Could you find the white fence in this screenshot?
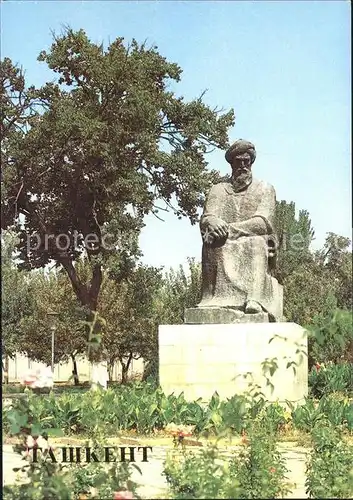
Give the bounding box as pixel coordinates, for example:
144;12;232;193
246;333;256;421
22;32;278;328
2;352;144;383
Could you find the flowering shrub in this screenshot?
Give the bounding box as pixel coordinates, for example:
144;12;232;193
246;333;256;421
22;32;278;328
3;390;140;500
163;423;291;499
70;460;139;500
229;424;291;499
305;423;353;498
21;367;54;392
3;424;73;500
165;422;195;447
163;445;241;499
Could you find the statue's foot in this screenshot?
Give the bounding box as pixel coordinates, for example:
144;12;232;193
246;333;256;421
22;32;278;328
245;300;262;314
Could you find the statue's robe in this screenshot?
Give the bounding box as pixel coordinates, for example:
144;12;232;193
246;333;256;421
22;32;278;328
199;178;283;321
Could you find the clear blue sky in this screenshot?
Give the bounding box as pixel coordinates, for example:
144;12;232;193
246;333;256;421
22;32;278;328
2;0;351;270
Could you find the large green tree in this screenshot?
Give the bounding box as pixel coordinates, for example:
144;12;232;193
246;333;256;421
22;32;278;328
1;28;234;338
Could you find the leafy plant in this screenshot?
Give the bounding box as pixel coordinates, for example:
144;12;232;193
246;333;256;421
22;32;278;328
163;445;241;499
309;362;353;398
308;309;353;365
291;398;327;432
163;422;291;499
4;382;353;438
306;423;353;498
229;423;291;498
3;387;140;500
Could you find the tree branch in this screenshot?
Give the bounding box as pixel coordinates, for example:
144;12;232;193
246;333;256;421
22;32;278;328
57;256;89;307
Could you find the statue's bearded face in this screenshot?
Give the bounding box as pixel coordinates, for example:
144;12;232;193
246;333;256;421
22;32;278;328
231;152;252;181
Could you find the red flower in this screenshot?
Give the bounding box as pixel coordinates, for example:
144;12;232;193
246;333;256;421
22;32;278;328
113;491;134;500
315;363;321;371
178;431;192;438
241;434;249;445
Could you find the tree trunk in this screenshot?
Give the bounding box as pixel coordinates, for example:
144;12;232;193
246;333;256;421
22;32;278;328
59;257;104;364
59;257;108;392
121;363;129;385
107;360;114;382
71;354;80;385
3;356;9;384
120;354;133;385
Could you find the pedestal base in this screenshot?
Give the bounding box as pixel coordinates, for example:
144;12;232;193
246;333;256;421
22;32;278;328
185;306;269;324
159;323;308;404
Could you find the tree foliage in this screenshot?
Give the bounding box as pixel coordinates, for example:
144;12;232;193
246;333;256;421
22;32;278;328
274;200;315;284
155;258;202;325
1;28;234;322
1;230;34;358
315;232;352;311
19;269;87;365
97;263;163;383
308;309;353;364
283;260;338;325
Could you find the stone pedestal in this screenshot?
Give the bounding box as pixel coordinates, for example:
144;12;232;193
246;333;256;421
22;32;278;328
159;323;308;404
185;307;269;324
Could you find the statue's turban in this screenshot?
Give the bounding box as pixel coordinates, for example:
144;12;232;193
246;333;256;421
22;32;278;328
225;139;256;164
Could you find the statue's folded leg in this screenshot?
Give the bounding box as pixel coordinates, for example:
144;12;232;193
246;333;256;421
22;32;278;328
198;235;283;321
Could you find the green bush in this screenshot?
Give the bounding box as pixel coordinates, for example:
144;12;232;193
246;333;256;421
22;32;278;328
308;309;353;365
164;445;240;499
229;423;291;499
163;423;291;498
2;384;25;394
3;383;353;438
305;423;353;498
291;394;353;433
309;362;353;397
3;389;139;500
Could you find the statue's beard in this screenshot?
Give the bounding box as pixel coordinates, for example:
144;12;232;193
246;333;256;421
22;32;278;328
231;171;253;192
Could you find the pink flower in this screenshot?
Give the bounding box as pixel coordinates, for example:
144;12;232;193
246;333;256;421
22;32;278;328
165;423;195;437
113;492;134;500
21;367;53;389
269;467;276;473
21;370;38;388
36;436;50;451
25;435;50;452
26;435;36;448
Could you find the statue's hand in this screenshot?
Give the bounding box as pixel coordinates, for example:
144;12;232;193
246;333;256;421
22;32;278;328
228;225;250;240
206;218;229;241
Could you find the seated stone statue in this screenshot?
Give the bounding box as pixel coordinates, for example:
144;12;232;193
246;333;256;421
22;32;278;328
192;139;283;323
